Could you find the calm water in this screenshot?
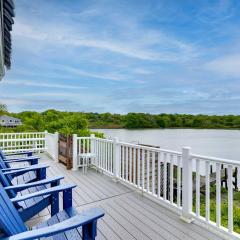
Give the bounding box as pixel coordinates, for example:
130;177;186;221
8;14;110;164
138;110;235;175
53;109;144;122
93;129;240;160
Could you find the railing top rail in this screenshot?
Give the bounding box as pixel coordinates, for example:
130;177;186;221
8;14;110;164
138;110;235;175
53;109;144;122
77;137;114;143
0;132;45;135
45;132;55;135
191;153;240;166
95;138;113;143
119;141;182;155
0;137;45;141
77;137;92;140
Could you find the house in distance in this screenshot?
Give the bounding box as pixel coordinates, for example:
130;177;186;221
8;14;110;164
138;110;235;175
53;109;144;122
0;115;22;127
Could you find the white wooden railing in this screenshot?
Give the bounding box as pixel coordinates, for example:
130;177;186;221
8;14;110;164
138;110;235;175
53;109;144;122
72;134;114;174
0;132;46;153
0;131;58;162
72;135;240;240
1;131;239;239
191;153;240;238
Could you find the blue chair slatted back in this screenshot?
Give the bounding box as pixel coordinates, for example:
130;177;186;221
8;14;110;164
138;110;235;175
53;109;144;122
0;186;27;237
0;156;14;183
0;156;9;168
0;149;5;160
0;169;16;198
0;150;11;168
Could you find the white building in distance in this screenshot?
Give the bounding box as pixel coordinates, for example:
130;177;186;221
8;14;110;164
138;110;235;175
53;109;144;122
0;115;22;127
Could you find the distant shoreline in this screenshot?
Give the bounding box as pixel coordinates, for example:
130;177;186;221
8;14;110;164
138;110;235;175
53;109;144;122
91;127;240;130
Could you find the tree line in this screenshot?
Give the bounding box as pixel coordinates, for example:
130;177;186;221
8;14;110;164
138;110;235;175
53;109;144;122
1;108;240;134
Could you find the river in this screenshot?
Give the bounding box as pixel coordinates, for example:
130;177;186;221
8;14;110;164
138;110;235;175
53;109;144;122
93;129;240;160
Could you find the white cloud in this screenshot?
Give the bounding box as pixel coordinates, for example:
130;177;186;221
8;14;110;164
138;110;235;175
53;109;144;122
53;65;126;81
205;54;240;77
13;19;196;62
2;79;86;89
0;97;27;106
23;92;80;97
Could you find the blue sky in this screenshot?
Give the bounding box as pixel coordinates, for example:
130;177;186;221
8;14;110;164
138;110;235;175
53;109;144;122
1;0;240;114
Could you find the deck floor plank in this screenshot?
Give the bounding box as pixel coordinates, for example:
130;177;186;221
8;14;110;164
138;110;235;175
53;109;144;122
25;154;224;240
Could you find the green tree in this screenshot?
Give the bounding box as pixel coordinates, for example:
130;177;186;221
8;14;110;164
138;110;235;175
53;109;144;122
0;103;7;114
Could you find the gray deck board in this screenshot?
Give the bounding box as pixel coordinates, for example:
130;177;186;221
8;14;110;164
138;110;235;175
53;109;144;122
25;154;224;240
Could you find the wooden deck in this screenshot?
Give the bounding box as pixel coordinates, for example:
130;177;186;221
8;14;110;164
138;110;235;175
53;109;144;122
26;154;224;240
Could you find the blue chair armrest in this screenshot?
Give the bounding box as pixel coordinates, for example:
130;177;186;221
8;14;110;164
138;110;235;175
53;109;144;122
4;176;64;192
3;164;49;175
11;184;76;203
5;151;33;157
1;166;25;171
4;208;104;240
4;156;40;163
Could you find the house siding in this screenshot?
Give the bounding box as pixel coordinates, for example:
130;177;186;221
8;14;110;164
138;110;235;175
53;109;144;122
0;115;22;127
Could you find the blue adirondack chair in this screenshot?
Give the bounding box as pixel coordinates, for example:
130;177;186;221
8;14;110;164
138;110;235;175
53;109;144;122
0;162;66;220
0;156;48;186
0;185;104;239
0;149;33;160
0;150;39;168
0;149;51;187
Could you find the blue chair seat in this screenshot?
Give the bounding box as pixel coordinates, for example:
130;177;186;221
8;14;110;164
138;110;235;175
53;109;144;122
17;184;50;210
33;207;84;239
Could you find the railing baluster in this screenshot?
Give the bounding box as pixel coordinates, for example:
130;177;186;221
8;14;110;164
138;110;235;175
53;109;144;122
106;141;108;171
137;148;140;187
147;150;150;192
96;139;98;161
157;152;161;198
129;147;132;183
216;162;221;227
110;142;112;173
177;155;181;207
133;148;136;185
86;138;89;153
100;140;102;169
122;146;125;179
101;141;104;169
152;151;155;195
205;161;210;222
228;165;233;233
163;153;167;200
83;139;86;154
142;149;145;191
126;146;129;182
196;159;200;217
170;154;173;204
103;141;106;170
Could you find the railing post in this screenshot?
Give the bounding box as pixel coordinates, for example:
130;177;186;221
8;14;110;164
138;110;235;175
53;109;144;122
237;167;240;191
43;130;48;154
181;147;193;223
72;134;78;171
113;137;120;180
90;134;95;154
90;134;96;165
44;130;48;149
54;132;59;162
